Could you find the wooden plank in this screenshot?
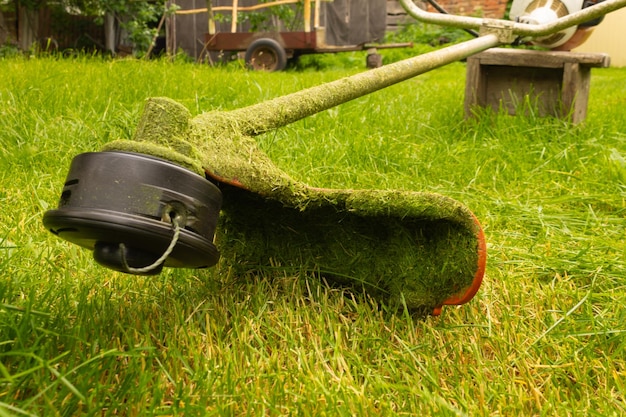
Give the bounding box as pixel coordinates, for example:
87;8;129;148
304;0;311;33
314;0;320;28
207;0;215;35
493;66;561;116
177;0;302;14
204;31;318;52
474;48;610;68
231;0;238;33
386;15;414;26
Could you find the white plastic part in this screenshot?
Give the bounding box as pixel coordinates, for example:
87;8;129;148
510;0;584;47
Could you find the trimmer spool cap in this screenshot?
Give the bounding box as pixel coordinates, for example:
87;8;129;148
43;151;222;275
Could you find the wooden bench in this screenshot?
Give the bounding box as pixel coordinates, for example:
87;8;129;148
464;48;610;124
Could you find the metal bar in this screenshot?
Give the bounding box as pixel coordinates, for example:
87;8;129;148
216;34;501;135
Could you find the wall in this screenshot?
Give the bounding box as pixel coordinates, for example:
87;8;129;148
386;0;509;32
573;7;626;67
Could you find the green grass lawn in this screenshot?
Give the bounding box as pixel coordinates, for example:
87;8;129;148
1;52;625;416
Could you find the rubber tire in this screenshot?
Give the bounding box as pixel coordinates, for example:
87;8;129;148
245;38;287;72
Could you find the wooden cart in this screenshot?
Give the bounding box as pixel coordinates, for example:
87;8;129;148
178;0;411;71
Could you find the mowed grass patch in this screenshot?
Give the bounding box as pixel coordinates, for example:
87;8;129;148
1;55;625;416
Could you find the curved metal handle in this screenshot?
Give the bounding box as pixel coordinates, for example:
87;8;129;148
399;0;626;40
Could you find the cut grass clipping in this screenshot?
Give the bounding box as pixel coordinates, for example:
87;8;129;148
104;96;485;314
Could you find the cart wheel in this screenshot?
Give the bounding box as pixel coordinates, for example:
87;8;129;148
245;38;287;72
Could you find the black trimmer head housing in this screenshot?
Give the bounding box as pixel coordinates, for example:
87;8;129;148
43;151;222;275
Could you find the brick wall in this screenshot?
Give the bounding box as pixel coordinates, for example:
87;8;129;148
425;0;509;18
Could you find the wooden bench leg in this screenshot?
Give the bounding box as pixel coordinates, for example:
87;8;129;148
562;62;592;124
